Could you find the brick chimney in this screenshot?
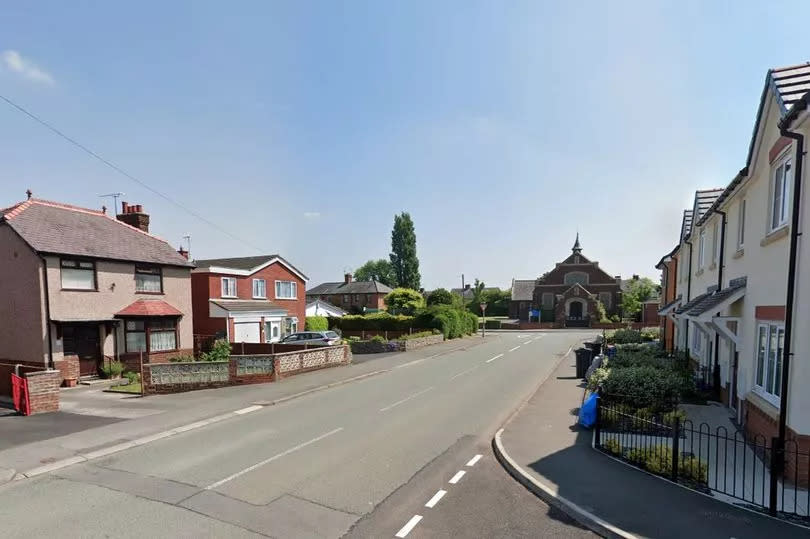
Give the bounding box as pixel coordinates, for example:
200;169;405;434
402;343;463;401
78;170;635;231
178;246;189;259
344;273;352;284
116;201;150;232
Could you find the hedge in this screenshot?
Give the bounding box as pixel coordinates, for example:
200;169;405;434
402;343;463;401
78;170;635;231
414;305;477;339
305;316;328;331
328;313;415;331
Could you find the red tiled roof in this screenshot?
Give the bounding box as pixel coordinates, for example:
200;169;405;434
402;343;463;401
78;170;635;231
115;299;183;317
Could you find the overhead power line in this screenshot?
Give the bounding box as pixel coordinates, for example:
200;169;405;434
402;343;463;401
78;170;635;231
0;94;265;252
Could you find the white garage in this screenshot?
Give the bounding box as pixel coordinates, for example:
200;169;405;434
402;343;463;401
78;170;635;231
233;321;261;343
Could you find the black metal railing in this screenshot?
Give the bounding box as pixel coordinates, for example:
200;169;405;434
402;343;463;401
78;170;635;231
595;399;810;520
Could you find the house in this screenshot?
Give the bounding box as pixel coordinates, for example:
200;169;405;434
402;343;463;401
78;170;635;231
658;63;810;481
655;243;680;352
509;234;622;327
0;196;194;382
306;299;347;318
191;255;308;343
306;274;393;314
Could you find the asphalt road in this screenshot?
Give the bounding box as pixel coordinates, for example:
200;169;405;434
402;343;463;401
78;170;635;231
0;330;594;538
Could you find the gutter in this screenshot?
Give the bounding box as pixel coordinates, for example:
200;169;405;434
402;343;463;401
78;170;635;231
39;255;55;370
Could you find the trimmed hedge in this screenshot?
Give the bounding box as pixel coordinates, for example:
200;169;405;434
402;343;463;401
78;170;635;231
328;313;415;331
414;305;477;339
305;316;328;331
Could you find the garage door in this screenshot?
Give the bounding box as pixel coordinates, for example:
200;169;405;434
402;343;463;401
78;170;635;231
233;322;260;343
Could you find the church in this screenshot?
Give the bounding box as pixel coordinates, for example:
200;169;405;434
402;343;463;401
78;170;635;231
509;235;623;327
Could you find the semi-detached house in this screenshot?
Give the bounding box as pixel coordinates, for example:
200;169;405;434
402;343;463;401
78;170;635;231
658;62;810;481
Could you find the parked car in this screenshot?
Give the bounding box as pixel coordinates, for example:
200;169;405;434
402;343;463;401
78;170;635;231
280;331;341;346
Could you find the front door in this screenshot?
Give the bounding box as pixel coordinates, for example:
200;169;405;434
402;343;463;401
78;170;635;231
63;323;101;376
265;321;281;342
569;301;583;319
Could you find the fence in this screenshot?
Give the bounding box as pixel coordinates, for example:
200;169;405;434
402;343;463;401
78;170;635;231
595;398;810;521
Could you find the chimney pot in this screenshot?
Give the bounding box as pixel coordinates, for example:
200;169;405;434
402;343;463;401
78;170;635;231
178;246;189;260
344;273;352;284
121;201;129;214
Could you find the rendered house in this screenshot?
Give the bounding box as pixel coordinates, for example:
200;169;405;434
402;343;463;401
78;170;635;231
0;197;194;381
306;274;392;314
305;299;347;318
192;255;307;343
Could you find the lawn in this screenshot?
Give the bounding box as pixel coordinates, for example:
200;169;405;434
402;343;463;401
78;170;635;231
106;382;142;394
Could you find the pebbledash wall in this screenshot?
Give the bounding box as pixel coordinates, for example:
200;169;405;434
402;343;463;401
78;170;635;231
350;333;445;354
142;345;351;394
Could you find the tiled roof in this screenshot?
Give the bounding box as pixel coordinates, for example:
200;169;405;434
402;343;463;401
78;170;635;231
209;299;288;313
658;295;682;315
306;299;347;315
1;199;193;267
674;291;712;315
680;210;693;240
771;63;810;114
511;280;535;301
686;277;746;317
693;189;724;221
306;280;393;295
115;299;184;317
194;255;308;280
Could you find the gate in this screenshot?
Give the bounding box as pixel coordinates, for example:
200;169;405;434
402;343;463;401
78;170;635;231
11;373;30;416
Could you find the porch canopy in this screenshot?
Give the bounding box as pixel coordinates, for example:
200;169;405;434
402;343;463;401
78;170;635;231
115;299;183;317
208;299;288;318
681;277;746;344
658;295;682;316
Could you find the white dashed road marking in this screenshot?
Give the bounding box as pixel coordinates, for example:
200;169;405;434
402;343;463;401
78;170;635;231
466;454;482;467
395;515;423;538
379;387;434;412
485;353;504;364
508;346;520;352
425;489;447;508
233;405;263;415
450;365;479;380
448;470;466;484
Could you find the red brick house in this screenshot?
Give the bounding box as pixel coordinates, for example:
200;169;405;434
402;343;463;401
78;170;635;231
191;255;308;343
509;235;622;327
306;274;392;314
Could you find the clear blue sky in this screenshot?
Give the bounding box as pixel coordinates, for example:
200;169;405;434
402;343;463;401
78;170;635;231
2;1;809;289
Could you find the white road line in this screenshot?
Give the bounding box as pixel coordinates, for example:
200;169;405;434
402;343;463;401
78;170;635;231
395;515;423;538
450;365;479;380
485;353;504;363
205;427;343;490
425;489;447;508
508;346;520;352
466;454;482;467
448;470;466;484
379;387;434;412
522;341;532;345
234;405;263;415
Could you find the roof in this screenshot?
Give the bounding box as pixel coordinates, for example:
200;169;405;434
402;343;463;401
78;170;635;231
680;210;693;240
209;299;288;313
658;295;682;316
511;280;535;301
685;277;746;317
115;299;184;317
193;255;308;280
674;291;713;315
655;244;679;270
693;189;724;221
306;280;393;296
306;299;347;315
1;199;193;267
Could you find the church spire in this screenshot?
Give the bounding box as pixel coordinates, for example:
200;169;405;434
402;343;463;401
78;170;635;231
572;232;582;254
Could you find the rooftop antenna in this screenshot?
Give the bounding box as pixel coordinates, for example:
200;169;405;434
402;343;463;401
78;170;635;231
183;235;192;260
99;192;125;212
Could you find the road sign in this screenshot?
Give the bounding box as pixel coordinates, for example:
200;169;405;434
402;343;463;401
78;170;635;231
480;302;487;312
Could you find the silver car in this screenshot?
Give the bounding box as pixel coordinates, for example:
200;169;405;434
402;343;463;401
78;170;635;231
280;331;341;346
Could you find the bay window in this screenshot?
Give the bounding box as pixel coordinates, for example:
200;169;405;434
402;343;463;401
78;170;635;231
275;280;297;299
124;318;179;353
135;265;162;293
61;259;96;290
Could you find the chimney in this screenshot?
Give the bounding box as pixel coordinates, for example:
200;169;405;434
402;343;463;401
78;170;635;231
344;273;352;284
464;284;471;290
178;246;189;259
116;201;150;232
633;274;639;280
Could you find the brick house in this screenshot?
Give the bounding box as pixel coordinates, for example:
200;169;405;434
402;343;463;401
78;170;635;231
0;196;194;383
306;274;393;314
509;235;622;327
655;243;680;352
191;255;308;344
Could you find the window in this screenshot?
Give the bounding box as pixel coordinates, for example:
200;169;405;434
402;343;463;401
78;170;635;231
283;317;298;336
737;199;746;249
698;229;706;269
771;157;792;231
221;277;237;298
275;280;297;299
599;292;612;309
755;323;784;401
343;294;351;304
135;265;162;293
60;259;96;290
252;279;266;299
563;272;588;285
712;221;719;263
692;327;702;355
542;293;554;309
354;294;362;303
124;318;178;353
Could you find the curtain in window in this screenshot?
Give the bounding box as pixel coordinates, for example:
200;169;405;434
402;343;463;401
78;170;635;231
150;330;176;352
62;268;95;289
136;274;162;292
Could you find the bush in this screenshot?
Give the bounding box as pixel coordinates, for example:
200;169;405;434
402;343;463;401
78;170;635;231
100;360;124;379
640;445;708;486
384;288;426;315
413;305;474;339
594;301;610;323
329;313;415;332
124;371;140;385
426;288;459;307
662;408;687;427
399;330;441;341
606;328;643;344
306;316;328;331
641;327;661;342
200;339;231;362
369;335;387;344
602;438;622;456
600;365;691;411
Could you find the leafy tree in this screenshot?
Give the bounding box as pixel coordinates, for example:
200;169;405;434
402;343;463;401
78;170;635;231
390;212;421;289
480;288;511;316
384;288;425;315
470;279;486;309
354;259;396;287
426;288;462;307
620;277;658;318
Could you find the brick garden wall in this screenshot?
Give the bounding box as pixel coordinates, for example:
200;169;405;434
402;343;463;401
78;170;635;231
0;361;45;397
350;334;444;354
54;354;80;387
24;370;61;414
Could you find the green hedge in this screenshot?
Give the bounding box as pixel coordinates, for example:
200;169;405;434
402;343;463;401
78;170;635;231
328;313;415;331
414;305;477;339
305;316;328;331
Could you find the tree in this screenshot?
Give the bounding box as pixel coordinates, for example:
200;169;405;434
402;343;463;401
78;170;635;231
390;212;421;289
384;288;425;315
620;277;658;318
427;288;462;307
354;259;396;287
470;279;486;309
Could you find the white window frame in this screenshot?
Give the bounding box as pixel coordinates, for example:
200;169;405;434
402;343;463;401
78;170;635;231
770;155;792;232
252;278;266;299
275;280;297;300
698;229;706;269
692;326;703;357
737;199;746;249
221;277;237;298
754;322;784;406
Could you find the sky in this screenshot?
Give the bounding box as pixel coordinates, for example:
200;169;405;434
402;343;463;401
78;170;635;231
2;1;810;290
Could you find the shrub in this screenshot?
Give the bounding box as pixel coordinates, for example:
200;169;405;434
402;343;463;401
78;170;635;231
639;445;708;486
602;438;622;456
609;328;643;344
399;330;441;341
329;313;415;332
587;366;611;391
124;371;140;385
306;316;328;331
426;288;459;307
100;360;124;379
384;288;426;315
600;365;691;411
594;301;610;323
661;408;687;426
369;335;387;344
641;327;661;342
200;339;231;362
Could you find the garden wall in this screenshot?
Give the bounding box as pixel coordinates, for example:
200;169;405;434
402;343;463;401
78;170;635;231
350;333;444;354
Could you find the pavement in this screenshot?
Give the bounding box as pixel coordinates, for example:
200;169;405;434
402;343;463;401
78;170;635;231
495;347;810;539
0;330;595;538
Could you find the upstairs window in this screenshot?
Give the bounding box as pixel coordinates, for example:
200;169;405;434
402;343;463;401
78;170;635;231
252;279;266;299
135;265;162;293
61;259;96;290
221;277;237;298
737;199;746;249
563;272;588;285
275;280;297;299
698;229;706;269
771;157;792;231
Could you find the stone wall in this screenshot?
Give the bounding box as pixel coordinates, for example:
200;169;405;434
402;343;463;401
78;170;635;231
350;334;444;354
25;370;61;414
401;333;445;351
